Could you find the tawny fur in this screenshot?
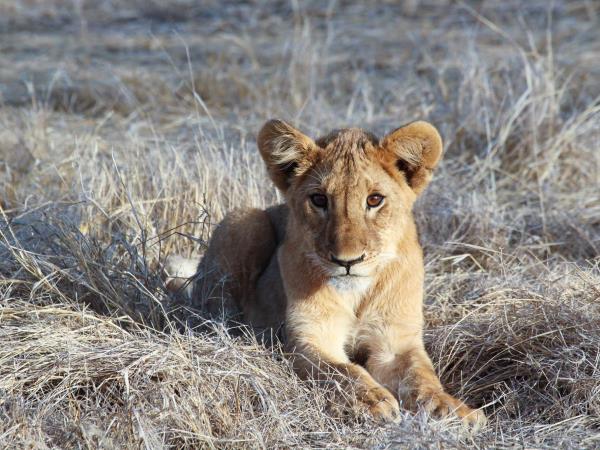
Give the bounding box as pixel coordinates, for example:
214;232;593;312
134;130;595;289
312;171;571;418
183;119;486;427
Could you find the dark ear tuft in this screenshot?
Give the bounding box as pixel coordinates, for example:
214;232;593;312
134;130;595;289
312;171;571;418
280;161;299;178
395;159;416;183
381;121;443;195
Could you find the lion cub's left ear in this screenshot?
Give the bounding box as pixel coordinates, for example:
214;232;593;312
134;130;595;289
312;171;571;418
380;121;443;195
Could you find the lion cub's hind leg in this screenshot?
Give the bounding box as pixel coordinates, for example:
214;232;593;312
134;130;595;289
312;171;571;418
196;208;278;323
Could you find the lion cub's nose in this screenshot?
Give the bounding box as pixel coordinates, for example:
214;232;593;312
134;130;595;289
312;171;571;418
330;253;365;274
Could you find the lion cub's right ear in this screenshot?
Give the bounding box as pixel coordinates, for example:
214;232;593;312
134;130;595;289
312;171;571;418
257;119;318;192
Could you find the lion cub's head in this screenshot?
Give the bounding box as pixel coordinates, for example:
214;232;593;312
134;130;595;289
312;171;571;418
257;119;442;285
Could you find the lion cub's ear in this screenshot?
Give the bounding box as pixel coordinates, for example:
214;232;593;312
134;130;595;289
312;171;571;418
257;119;317;192
380;121;443;195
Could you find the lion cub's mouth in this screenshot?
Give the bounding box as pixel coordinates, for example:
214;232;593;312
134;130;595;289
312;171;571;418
330;272;369;279
329;265;373;278
306;252;375;278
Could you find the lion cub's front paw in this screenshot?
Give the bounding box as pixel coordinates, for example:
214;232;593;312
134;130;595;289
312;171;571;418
419;390;486;430
362;386;401;423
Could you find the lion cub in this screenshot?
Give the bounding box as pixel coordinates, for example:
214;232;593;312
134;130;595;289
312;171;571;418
170;119;485;427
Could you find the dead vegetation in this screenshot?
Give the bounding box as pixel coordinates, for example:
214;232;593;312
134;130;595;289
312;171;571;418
1;0;599;448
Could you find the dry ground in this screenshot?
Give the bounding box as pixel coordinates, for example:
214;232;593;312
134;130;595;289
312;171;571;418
1;1;599;448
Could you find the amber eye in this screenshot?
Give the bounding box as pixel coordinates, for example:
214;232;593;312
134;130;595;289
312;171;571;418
366;193;384;208
310;193;328;209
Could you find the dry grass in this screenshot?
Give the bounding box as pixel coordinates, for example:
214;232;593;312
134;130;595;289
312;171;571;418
1;0;599;448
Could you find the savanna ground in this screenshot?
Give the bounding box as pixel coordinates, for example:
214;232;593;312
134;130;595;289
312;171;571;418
0;0;599;448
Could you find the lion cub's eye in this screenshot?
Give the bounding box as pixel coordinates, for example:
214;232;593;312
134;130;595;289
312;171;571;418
366;193;384;208
310;193;328;209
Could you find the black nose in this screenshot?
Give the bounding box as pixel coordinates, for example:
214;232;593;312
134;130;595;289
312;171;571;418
330;253;365;274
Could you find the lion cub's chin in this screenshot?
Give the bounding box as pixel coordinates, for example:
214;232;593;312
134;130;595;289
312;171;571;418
327;275;372;295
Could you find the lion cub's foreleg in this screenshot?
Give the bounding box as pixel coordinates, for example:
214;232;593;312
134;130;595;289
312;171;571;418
286;300;401;422
365;330;487;428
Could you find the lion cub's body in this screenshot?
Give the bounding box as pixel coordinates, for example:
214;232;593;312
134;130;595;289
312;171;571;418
178;120;485;427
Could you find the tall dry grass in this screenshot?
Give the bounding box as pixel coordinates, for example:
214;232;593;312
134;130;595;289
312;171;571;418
1;1;599;448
